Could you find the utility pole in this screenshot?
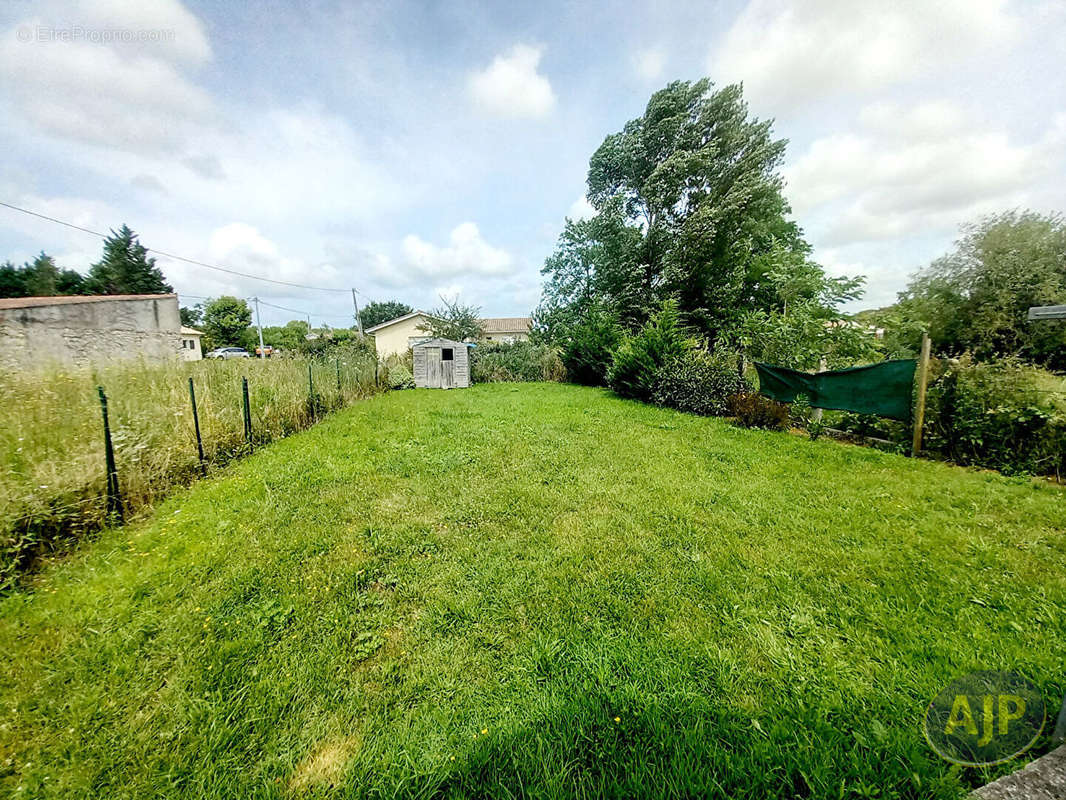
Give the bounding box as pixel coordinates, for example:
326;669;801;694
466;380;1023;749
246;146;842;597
351;288;364;335
253;296;265;358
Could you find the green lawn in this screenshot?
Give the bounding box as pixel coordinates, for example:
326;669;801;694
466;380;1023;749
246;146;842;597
2;383;1065;798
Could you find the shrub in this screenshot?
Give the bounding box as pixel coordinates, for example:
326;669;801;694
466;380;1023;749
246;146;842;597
652;348;750;416
561;310;621;386
788;394;826;441
924;354;1066;476
608;300;692;401
728;392;790;431
387;363;415;390
471;341;566;383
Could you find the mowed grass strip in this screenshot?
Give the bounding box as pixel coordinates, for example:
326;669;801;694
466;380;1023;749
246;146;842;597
1;383;1064;799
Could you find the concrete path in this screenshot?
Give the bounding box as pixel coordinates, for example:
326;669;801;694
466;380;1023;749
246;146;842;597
972;746;1066;799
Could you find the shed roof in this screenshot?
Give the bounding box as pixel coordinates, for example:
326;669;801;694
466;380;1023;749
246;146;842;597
0;293;177;310
181;326;203;336
411;338;474;348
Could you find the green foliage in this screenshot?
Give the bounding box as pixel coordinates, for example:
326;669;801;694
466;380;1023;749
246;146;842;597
179;305;203;328
84;225;172;295
539;80;826;345
888;211;1066;368
387;362;415;390
728;392;790;431
789;394;826;441
418;296;483;341
651;348;749;416
0;253;85;298
736;251;875;371
608;300;692;401
201;296;252;349
299;328;373;359
360;300;414;330
559;308;621;386
925;355;1065;476
470;341;566;383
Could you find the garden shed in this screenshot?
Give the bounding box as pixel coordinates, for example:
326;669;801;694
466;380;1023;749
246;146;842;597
412;338;471;389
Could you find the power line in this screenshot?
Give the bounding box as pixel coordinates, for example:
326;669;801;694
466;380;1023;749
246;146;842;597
179;293;354;322
0;200;356;294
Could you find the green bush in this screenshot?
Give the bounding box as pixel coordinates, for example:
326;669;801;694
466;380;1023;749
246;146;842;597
608;300;692;401
387;363;414;390
728;392;790;431
925;355;1065;476
652;348;750;416
561;310;621;386
471;341;566;383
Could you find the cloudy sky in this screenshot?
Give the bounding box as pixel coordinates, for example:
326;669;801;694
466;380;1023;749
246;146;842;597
1;0;1064;326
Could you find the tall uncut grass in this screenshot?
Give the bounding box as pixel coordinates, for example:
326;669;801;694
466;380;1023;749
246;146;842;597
0;352;380;587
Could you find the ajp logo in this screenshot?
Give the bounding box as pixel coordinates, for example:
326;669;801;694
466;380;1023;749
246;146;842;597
924;671;1045;766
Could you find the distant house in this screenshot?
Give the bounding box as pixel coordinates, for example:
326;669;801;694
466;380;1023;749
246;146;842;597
365;310;436;359
181;326;204;361
0;294;183;369
479;317;532;343
366;311;533;358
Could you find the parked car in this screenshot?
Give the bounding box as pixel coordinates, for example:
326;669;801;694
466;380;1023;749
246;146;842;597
206;347;251;359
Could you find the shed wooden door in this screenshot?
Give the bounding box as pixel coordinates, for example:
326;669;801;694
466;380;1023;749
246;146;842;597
441;346;455;388
425;348;441;388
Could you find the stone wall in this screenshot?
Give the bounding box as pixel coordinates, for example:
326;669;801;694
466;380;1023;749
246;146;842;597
0;294;183;370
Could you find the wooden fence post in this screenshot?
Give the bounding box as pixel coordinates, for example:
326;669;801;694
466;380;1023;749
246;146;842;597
811;355;827;424
97;386;123;522
912;332;931;456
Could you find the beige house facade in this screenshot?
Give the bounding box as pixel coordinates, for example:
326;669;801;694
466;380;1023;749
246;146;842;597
365;310;435;359
181;326;204;360
367;311;533;358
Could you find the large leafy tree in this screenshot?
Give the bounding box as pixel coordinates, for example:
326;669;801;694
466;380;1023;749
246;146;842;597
418;296;483;341
85;225;173;295
888;211;1066;368
360;300;414;329
200;296;252;349
539;79;817;341
179;305;203;328
737;256;876;371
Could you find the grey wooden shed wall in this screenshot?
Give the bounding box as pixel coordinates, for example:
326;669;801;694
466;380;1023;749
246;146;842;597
412;338;470;388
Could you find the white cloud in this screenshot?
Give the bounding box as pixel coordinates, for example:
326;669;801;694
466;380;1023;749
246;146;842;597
567;196;596;221
633;47;666;81
468;44;556;118
0;0;216;156
60;0;212;64
784;101;1058;246
712;0;1020;109
401;222;514;280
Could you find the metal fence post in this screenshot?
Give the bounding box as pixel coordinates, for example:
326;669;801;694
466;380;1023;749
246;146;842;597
308;363;315;419
242;376;253;451
97;386;123;522
188;377;207;476
336;358;342;395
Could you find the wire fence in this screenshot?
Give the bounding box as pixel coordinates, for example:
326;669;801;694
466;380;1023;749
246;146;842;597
0;353;385;589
